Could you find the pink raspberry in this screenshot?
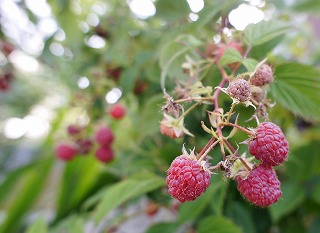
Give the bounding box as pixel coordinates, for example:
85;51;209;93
227;79;251;102
237;165;282;207
249;122;289;166
166;155;211;202
95;126;114;146
95;146;114;163
67;124;82;136
250;64;273;86
55;143;77;161
109;104;126;119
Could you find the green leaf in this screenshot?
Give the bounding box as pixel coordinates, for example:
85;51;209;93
244;20;291;46
286;141;320;181
94;172;165;223
218;48;242;66
312;181;320;205
178;175;228;221
270;63;320;121
292;0;320;13
198;216;242;233
25;217;47;233
146;222;180;233
269;181;305;222
225;202;255;233
56;156;102;219
155;0;189;21
242;58;258;72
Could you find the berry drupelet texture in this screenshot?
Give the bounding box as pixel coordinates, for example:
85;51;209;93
166;155;211;202
250;64;273;86
227;79;251;102
237;165;282;207
249;122;289;166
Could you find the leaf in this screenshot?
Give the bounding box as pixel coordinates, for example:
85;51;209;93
25;217;47;233
218;48;242;66
242;58;258;72
312;181;320;205
146;222;180;233
244;20;291;46
225;202;255;233
270;63;320;121
94;172;165;223
292;0;320;13
197;216;242;233
178;175;228;222
269;181;305;222
0;159;53;233
155;0;189;21
286;141;320;181
56;156;102;219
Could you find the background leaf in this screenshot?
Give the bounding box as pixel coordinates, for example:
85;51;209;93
25;217;47;233
270;63;320;121
94;172;165;223
197;215;242;233
244;20;291;46
269;181;305;222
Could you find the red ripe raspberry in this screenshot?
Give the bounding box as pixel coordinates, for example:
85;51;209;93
95;126;114;146
95;146;114;163
250;64;273;86
109;104;126;119
237;165;282;207
55;143;77;161
166;155;211;202
249;122;289;166
227;79;251;102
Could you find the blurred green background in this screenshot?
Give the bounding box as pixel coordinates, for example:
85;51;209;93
0;0;320;232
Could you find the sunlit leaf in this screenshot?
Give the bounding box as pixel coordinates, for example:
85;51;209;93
25;217;47;233
270;63;320;121
244;20;291;46
94;172;165;223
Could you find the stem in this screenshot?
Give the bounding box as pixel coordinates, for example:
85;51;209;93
221;122;254;135
225;103;236;124
174;97;213;103
175;101;201;124
198;140;220;162
223;139;252;172
196;136;216;159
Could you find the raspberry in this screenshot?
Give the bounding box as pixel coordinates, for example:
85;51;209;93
166;155;211;202
76;138;93;154
160;122;184;139
237;165;282;207
249;122;289;166
95;146;114;163
67;124;82;136
109;104;126;119
95;126;114;146
227;79;251;102
55;143;77;161
250;64;273;86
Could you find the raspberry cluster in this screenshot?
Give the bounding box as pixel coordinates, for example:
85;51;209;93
55;124;115;164
161;40;289;208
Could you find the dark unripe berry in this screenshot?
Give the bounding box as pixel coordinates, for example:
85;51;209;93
109;104;126;119
95;146;114;163
95;126;114;146
67;124;82;136
55;143;77;161
76;138;93;154
250;64;273;86
227;79;251;102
